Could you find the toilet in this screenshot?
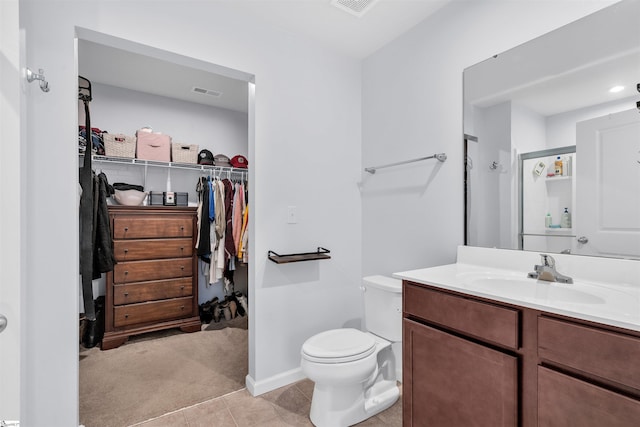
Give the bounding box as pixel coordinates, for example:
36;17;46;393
300;275;402;427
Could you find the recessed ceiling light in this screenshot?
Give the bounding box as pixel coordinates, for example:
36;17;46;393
609;85;625;93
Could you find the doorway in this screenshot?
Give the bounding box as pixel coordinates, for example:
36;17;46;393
76;27;255;426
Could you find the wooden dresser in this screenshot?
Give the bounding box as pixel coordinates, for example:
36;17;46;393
102;205;201;350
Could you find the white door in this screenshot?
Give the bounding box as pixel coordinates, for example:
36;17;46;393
0;0;22;422
575;109;640;258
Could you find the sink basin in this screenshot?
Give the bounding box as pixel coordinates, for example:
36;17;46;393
459;273;605;305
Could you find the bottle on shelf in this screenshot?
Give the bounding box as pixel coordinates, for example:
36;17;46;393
554;156;563;176
560;207;572;228
545;213;552;228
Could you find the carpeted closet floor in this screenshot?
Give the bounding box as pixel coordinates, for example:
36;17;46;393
79;316;248;427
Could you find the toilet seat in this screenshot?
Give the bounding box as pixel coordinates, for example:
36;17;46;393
302;328;376;363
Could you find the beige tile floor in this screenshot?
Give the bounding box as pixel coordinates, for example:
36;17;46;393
131;379;402;427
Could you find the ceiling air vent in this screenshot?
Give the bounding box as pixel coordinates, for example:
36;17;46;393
330;0;380;17
192;86;222;97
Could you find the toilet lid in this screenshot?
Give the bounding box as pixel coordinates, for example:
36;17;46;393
302;329;376;363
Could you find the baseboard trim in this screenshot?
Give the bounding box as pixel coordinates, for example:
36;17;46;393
245;367;306;396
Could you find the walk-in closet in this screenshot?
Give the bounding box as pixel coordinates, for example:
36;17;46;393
77;31;252;427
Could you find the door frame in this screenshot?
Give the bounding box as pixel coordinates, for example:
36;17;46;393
518;145;576;250
0;0;23;421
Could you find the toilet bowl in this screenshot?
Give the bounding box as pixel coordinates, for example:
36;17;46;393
300;276;402;427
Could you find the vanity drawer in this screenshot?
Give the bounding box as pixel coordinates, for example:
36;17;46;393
404;282;520;350
113;278;193;305
113;215;193;239
113;258;193;283
538;316;640;390
113;238;193;261
113;296;194;327
538;366;640;426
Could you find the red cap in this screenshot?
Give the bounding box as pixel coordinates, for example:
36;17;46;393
230;155;248;168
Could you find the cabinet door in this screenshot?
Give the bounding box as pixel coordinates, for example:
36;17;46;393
403;319;518;427
538;366;640;427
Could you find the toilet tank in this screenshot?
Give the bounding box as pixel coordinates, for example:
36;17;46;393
362;275;402;342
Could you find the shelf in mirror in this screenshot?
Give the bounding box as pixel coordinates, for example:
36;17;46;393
545;176;572;182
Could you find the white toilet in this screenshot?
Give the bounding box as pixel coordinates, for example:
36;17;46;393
300;275;402;427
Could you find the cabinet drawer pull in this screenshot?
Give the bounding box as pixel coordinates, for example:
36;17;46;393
180;225;185;231
180;286;185;290
124;314;129;319
124;227;129;232
124;292;129;297
123;248;129;254
180;306;185;310
180;266;185;271
124;271;129;275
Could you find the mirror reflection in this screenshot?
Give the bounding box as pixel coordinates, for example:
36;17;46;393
463;0;640;260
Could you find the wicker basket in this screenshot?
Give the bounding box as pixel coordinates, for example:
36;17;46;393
171;143;199;164
104;133;136;158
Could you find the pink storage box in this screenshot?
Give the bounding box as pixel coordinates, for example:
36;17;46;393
136;131;171;162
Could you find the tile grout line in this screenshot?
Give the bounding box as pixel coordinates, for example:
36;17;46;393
128;387;248;427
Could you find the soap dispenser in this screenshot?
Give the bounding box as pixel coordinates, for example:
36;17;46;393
561;208;572;228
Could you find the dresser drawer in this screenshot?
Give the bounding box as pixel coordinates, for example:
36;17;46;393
113;258;193;283
538;316;640;390
113;296;194;327
404;282;520;349
113;238;193;261
113;278;193;305
113;215;193;239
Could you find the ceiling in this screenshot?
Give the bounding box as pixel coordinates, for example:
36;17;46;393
78;0;452;113
79;0;639;118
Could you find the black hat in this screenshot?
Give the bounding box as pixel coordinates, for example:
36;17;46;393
198;149;214;165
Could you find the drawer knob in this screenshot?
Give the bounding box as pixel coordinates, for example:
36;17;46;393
180;226;185;231
124;227;129;232
124;271;129;275
180;306;185;310
124;248;129;254
180;286;185;290
124;314;129;319
124;292;129;297
180;266;185;271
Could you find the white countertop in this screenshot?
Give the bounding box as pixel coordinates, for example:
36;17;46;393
393;247;640;333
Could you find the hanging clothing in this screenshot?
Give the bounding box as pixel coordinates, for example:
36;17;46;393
196;177;211;259
237;203;249;262
223;178;236;263
92;172;116;277
232;182;245;254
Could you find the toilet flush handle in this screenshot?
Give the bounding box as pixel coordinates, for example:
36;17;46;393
360;286;367;292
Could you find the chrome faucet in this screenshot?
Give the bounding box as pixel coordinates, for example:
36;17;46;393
527;254;573;284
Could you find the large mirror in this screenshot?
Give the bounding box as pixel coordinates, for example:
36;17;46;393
463;0;640;260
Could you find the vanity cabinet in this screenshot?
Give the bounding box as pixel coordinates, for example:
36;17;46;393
403;283;519;426
403;280;640;427
102;205;201;350
537;316;640;426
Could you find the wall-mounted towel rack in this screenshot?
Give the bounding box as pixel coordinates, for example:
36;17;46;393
364;153;447;174
268;247;331;264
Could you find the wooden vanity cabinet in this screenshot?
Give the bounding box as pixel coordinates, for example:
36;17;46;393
537;316;640;426
403;280;640;427
102;206;201;350
403;283;520;426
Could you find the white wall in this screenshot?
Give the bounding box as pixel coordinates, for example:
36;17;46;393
20;0;361;424
362;0;617;274
85;82;249;158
